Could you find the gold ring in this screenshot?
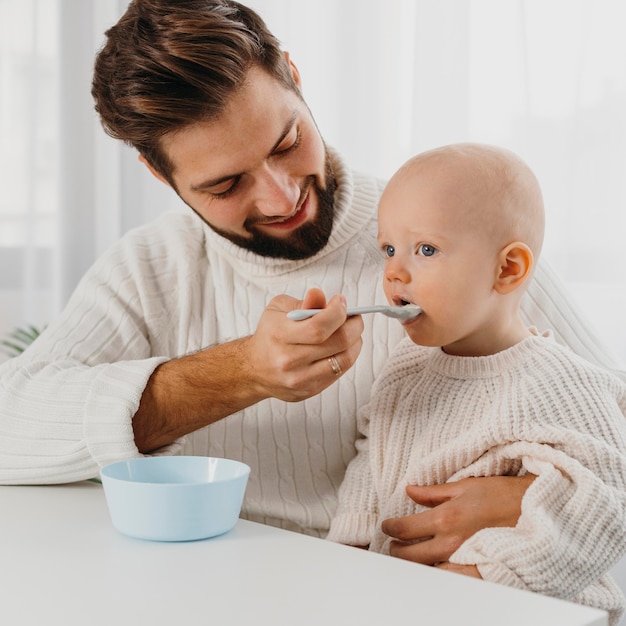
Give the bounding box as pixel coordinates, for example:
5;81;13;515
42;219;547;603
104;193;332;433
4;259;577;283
327;355;342;376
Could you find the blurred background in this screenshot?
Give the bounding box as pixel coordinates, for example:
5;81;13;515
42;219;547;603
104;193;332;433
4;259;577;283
1;0;625;369
1;0;625;614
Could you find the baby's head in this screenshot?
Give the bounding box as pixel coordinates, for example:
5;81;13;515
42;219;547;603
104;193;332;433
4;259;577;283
378;143;545;356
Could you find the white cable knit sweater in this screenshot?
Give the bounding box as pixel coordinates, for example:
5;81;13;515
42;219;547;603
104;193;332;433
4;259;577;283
327;331;626;624
0;149;624;541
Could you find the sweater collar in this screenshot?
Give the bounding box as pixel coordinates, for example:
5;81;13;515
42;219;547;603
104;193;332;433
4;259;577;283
425;329;554;379
200;148;376;278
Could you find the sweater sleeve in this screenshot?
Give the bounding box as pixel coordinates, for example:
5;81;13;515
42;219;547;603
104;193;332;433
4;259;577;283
0;222;189;484
450;438;626;618
327;402;378;546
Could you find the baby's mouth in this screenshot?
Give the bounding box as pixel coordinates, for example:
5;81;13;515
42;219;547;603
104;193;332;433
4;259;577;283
392;296;416;307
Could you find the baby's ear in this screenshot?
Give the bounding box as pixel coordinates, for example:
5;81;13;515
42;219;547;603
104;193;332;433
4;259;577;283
494;242;533;295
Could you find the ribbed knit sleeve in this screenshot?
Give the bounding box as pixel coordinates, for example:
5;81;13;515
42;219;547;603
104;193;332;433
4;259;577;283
452;448;626;623
327;401;378;545
0;354;169;483
0;212;198;483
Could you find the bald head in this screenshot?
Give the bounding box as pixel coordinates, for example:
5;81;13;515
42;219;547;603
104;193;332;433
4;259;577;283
392;143;545;259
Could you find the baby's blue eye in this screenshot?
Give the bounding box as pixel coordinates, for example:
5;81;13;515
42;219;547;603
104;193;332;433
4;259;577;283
384;245;395;258
417;244;437;257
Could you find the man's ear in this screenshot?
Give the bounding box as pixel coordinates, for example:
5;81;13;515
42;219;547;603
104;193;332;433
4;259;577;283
138;154;170;187
283;51;302;88
494;242;534;295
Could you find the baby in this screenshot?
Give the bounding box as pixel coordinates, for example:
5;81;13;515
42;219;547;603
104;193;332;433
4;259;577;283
327;143;626;624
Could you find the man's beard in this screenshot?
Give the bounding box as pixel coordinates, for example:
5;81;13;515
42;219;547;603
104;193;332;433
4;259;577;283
201;156;337;260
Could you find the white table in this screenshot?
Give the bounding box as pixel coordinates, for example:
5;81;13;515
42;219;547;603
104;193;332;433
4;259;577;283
0;482;607;626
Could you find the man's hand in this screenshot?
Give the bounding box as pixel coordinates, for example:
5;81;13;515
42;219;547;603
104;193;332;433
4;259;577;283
381;475;535;565
246;287;364;402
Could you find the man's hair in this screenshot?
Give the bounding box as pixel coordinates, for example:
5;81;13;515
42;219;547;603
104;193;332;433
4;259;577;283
92;0;298;182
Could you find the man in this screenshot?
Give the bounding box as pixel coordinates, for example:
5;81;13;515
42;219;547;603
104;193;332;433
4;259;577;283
0;0;618;569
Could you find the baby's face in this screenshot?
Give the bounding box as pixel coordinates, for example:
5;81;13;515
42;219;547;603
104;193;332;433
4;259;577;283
377;161;504;355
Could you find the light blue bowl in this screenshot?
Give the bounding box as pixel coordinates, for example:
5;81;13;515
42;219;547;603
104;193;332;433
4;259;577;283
100;456;250;542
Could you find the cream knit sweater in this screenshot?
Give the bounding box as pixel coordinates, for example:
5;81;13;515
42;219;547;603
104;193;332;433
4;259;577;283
0;150;623;540
327;332;626;624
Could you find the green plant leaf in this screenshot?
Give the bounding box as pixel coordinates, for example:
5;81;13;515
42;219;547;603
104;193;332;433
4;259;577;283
0;325;44;358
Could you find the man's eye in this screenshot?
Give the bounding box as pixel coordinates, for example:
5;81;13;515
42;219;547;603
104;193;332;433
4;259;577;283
274;129;301;155
417;244;437;257
384;244;395;258
209;177;241;199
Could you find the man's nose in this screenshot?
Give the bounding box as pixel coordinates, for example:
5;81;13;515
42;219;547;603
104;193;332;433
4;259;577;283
254;164;300;217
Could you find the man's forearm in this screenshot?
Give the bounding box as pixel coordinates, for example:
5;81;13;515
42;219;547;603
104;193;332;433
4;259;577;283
133;292;366;453
133;337;265;453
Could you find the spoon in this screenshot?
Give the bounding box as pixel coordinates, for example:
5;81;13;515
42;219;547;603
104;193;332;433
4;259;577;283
287;304;422;321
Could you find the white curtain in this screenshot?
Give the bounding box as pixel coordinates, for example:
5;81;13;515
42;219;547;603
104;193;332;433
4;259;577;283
1;0;626;366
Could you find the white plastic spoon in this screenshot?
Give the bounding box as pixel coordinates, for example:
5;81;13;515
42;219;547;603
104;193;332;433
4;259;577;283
287;304;422;321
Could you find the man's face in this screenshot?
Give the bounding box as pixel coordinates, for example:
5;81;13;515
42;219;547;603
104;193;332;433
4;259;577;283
161;65;335;260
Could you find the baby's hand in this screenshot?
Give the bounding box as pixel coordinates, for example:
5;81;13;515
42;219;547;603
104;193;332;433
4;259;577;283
435;562;482;578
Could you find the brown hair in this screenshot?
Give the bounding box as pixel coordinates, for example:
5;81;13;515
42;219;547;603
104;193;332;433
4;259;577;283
92;0;298;182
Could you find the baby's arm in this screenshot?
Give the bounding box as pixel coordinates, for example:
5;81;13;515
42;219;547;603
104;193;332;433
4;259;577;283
451;437;626;599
